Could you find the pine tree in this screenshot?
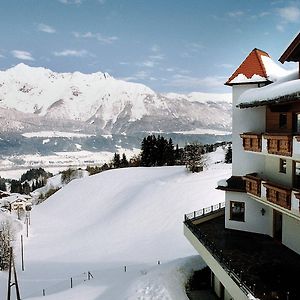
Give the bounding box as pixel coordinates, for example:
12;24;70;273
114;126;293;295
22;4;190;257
184;143;206;172
225;144;232;164
120;153;129;168
113;153;121;168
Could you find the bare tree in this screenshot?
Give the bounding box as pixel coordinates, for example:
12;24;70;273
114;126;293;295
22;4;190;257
0;220;15;270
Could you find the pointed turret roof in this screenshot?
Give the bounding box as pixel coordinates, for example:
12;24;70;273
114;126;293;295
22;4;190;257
225;48;272;86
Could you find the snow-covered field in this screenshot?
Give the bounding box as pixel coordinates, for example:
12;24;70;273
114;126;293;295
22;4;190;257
0;148;140;179
0;149;231;299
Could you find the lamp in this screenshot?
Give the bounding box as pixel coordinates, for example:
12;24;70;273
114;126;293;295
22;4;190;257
261;208;266;216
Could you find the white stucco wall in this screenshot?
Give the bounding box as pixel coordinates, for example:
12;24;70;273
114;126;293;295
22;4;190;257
282;214;300;255
264;156;293;187
232;84;266;176
225;191;273;235
214;275;222;298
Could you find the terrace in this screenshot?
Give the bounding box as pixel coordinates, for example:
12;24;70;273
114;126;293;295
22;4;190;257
184;207;300;300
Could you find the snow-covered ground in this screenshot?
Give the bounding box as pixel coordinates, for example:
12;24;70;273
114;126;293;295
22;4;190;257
0;148;140;179
0;149;231;299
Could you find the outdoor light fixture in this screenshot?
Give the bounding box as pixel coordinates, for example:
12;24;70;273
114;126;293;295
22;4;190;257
261;208;266;216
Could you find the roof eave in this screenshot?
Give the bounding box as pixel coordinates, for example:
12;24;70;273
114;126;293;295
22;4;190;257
225;79;270;87
237;92;300;109
279;32;300;64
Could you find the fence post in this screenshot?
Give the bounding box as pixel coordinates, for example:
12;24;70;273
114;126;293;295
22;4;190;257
124;266;127;272
88;271;93;280
70;277;73;288
43;289;45;296
157;260;161;265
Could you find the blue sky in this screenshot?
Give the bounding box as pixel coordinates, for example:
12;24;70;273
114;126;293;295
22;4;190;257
0;0;299;93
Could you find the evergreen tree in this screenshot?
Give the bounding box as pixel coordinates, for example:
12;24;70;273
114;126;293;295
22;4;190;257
113;153;121;168
120;153;129;168
225;144;232;164
140;134;175;167
184;143;206;173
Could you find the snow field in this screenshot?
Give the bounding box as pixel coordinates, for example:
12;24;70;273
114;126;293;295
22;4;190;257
0;149;231;299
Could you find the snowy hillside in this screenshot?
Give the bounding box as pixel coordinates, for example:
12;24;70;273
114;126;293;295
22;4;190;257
0;64;231;134
0;150;231;299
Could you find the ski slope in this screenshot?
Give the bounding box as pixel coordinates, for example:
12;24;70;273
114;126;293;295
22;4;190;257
0;149;231;299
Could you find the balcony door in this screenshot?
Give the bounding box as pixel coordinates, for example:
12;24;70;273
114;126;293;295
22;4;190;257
293;113;300;133
293;161;300;189
273;210;282;242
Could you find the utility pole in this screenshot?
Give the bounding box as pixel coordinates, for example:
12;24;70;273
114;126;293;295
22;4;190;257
21;235;24;271
7;247;21;300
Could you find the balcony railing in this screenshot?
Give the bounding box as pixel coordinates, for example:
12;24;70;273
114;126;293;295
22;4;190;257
263;182;291;210
242;174;300;216
240;133;262;152
184;206;256;299
243;173;262;197
184;202;225;221
264;134;292;156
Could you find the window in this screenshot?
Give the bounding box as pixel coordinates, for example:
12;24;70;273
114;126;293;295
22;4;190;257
279;159;287;173
279;113;287;129
230;201;245;222
294;161;300;189
293;113;300;133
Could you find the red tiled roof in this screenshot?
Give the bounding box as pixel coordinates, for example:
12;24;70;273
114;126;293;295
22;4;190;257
225;48;271;86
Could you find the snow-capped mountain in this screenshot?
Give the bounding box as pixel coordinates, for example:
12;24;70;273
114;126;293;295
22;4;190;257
0;64;231;134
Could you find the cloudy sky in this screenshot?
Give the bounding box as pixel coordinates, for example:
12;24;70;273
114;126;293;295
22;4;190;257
0;0;299;93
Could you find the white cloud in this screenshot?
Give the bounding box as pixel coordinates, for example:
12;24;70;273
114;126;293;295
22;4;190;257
276;24;285;32
11;50;34;61
151;45;160;52
58;0;82;4
228;10;244;17
53;49;91;57
278;6;300;23
166;74;226;89
98;0;106;4
149;54;164;60
73;31;118;44
140;61;155;68
37;23;56;34
217;63;234;69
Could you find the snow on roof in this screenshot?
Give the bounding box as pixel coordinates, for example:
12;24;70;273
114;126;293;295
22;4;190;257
226;48;288;86
237;69;300;107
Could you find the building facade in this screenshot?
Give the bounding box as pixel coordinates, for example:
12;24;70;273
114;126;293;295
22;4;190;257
184;33;300;300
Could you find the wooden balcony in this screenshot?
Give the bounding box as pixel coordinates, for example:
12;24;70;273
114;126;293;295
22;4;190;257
240;133;262;152
264;134;292;156
243;173;261;197
263;182;291;210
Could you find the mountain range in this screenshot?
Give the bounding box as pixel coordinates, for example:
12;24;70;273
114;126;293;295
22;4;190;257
0;64;232;135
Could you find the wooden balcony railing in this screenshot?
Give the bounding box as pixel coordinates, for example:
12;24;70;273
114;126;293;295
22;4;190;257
240;133;262;152
263;182;291;210
243;173;262;197
264;134;292;156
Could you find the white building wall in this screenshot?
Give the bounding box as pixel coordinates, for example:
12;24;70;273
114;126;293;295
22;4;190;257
214;276;222;298
264;156;293;187
225;191;273;235
232;84;266;176
282;214;300;255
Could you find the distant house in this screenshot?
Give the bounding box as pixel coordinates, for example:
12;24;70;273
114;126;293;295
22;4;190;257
184;32;300;299
9;195;32;211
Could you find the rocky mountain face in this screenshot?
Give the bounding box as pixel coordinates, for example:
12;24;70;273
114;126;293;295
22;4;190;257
0;64;231;135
